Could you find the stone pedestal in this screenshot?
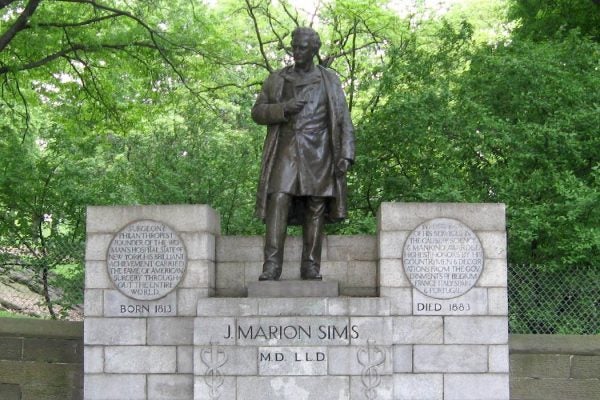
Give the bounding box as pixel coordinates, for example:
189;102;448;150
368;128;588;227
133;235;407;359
247;280;339;297
194;297;392;400
83;202;509;400
378;203;509;400
84;205;220;400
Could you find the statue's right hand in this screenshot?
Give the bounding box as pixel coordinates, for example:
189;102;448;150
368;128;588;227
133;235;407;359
283;98;307;115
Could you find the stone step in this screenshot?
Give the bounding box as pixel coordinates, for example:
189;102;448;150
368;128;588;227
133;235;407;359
196;297;392;317
247;280;339;298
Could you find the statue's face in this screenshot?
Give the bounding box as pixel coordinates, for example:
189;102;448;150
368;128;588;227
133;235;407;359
291;33;315;68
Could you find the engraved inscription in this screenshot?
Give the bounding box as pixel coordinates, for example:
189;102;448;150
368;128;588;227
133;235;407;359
223;323;360;341
107;220;187;300
119;304;173;314
258;347;327;376
412;287;488;315
403;218;483;299
103;290;177;317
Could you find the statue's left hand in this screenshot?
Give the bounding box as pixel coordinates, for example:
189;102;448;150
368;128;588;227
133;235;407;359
335;158;351;176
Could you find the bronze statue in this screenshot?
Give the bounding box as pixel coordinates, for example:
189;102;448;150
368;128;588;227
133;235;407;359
252;27;355;281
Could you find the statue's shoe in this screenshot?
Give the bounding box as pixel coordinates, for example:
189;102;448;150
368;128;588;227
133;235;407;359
258;264;282;281
301;267;322;280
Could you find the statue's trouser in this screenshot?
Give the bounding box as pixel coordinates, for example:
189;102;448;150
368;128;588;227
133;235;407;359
263;193;326;278
300;197;326;277
263;193;291;277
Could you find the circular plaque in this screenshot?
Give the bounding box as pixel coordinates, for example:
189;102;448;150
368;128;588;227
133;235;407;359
107;220;187;300
402;218;483;299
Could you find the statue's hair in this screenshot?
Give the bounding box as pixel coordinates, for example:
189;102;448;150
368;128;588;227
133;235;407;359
291;27;321;51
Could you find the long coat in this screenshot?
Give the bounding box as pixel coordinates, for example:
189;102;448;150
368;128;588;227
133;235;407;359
252;65;355;224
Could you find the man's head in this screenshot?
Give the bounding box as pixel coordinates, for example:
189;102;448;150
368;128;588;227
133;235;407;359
291;27;321;68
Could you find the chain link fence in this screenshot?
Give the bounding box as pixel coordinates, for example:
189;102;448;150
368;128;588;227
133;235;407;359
0;241;84;320
508;264;599;334
1;242;599;333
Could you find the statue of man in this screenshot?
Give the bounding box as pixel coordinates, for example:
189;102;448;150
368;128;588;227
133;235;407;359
252;27;355;281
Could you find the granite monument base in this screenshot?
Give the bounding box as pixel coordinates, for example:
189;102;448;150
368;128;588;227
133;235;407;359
84;203;509;400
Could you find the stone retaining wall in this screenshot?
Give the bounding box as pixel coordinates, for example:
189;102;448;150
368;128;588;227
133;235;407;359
510;334;600;400
0;318;83;400
1;324;598;400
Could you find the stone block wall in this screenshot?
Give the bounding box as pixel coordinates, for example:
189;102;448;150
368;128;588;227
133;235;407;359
0;318;83;400
510;334;600;400
215;235;377;297
194;297;395;399
2;319;599;400
194;202;511;399
83;202;512;399
377;202;508;315
84;205;220;400
377;203;510;399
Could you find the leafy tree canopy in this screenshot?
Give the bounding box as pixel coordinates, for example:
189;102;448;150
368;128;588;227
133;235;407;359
508;0;600;41
1;0;598;318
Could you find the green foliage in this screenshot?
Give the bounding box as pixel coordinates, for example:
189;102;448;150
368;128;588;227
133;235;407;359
354;21;599;270
1;1;598;328
352;19;481;215
50;262;85;313
458;34;599;269
119;100;265;234
508;0;600;41
445;0;513;44
0;105;93;318
0;310;38;318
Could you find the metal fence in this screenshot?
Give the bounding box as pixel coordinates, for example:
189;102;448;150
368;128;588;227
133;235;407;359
508;264;599;334
0;242;84;320
1;242;598;333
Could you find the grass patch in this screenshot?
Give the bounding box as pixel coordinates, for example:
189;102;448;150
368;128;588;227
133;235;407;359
0;310;38;318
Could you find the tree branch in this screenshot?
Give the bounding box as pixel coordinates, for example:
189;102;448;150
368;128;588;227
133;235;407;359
0;0;42;52
199;81;262;92
0;0;18;10
214;59;268;69
0;41;160;74
308;0;322;28
58;0;178;48
320;41;378;68
280;1;300;27
57;1;211;94
30;13;124;29
347;19;358;112
265;2;290;52
244;0;272;72
62;30;120;119
14;74;30;140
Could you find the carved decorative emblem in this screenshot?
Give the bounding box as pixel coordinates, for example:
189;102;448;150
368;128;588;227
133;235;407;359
357;339;386;400
200;344;228;400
